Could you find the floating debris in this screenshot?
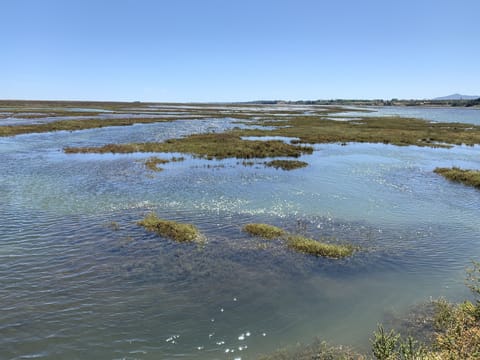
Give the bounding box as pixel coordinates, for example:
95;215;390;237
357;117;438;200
196;346;204;350
238;334;245;341
216;341;225;345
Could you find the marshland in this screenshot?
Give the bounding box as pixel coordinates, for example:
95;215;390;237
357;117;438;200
1;101;480;359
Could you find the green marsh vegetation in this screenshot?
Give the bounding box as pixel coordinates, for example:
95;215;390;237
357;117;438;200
5;101;480;151
137;213;203;243
286;235;354;259
434;167;480;189
143;156;185;171
0;100;338;137
62;113;480;167
144;157;170;171
243;223;286;239
264;159;309;170
243;223;354;258
0;116;188;137
65;133;314;159
240;116;480;148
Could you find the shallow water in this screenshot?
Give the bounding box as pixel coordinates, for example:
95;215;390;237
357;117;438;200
336;105;480;125
0;112;203;127
1;109;480;359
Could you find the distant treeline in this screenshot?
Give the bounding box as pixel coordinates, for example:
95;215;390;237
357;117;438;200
248;98;480;107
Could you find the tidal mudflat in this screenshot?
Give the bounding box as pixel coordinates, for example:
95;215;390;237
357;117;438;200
1;101;480;359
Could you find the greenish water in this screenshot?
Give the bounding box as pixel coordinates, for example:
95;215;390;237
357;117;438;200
1;107;480;359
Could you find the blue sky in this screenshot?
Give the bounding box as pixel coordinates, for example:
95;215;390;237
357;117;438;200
1;0;479;102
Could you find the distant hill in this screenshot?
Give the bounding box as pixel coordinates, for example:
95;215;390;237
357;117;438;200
433;94;480;100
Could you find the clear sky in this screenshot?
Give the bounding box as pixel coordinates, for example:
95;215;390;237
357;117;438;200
1;0;479;102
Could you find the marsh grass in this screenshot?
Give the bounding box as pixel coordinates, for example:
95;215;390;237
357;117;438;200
434;167;480;189
243;223;286;239
144;157;170;172
137;213;202;243
65;133;313;159
4;100;480;149
264;159;308;170
241;160;256;166
240;116;480;148
243;223;355;258
63;115;480;163
286;235;354;258
0;117;182;137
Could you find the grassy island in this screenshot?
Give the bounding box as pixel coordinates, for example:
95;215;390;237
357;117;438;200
241;116;480;148
243;223;286;239
63;116;480;162
144;157;170;171
0;117;183;137
286;235;354;259
264;159;309;170
243;223;354;258
65;133;313;159
137;213;202;242
434;167;480;189
3;101;480;150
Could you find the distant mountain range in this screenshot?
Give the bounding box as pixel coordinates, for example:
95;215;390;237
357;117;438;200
433;94;479;100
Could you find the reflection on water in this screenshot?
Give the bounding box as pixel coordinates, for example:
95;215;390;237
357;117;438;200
1;113;480;359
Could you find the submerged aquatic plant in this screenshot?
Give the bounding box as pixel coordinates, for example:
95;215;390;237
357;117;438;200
257;338;364;360
286;235;354;258
434;167;480;189
243;223;286;239
137;213;202;243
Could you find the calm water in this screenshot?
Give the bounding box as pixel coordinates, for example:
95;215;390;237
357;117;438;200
1;108;480;359
335;105;480;125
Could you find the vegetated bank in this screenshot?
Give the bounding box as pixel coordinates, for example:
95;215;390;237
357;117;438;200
65;133;314;159
434;167;480;189
64;116;480;161
258;261;480;359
